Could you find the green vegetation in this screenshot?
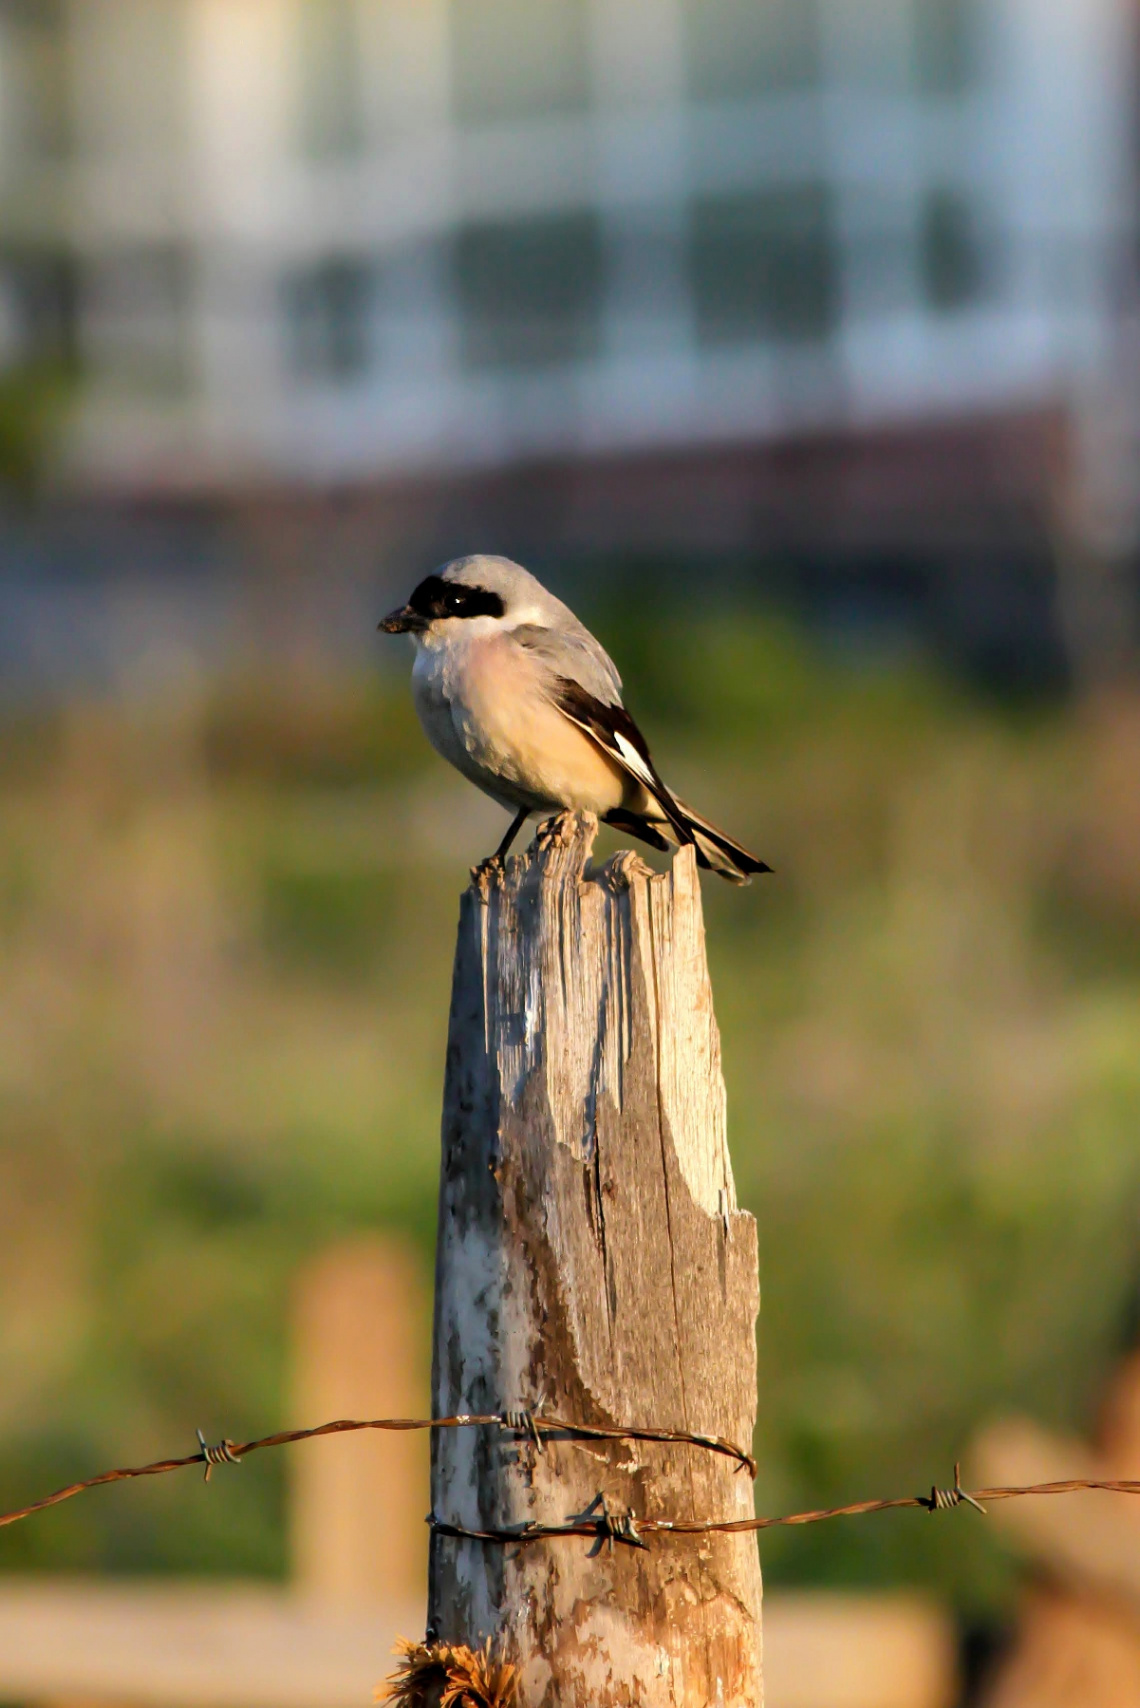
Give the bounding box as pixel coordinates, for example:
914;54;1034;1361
1;606;1139;1617
0;360;75;502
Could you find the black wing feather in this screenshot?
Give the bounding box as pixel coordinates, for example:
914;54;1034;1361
550;678;696;847
550;676;772;880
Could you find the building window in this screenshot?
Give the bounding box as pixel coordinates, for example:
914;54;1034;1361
689;187;838;345
913;0;974;94
454;212;603;369
0;0;72;161
0;248;79;367
293;0;365;160
449;0;589;124
83;247;188;392
684;0;819;101
283;257;376;381
919;189;983;310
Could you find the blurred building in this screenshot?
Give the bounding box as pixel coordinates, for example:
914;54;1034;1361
0;0;1132;486
0;0;1138;681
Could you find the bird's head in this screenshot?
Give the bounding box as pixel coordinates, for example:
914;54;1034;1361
379;555;554;641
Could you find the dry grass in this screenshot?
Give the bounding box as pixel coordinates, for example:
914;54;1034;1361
379;1637;519;1708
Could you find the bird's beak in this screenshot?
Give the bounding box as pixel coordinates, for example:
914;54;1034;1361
378;604;425;634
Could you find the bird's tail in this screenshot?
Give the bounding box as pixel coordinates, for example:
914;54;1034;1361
606;790;771;884
670;798;771;885
618;793;770;884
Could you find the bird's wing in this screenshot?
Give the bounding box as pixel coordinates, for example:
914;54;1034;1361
545;676;695;846
511;621;623;707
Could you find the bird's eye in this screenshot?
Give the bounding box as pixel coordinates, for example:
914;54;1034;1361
445;588;465;613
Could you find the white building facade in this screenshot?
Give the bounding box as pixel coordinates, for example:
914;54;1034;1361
0;0;1135;492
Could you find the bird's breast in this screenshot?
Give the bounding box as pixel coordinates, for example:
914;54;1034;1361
410;638;480;776
413;631;541;773
410;632;631;815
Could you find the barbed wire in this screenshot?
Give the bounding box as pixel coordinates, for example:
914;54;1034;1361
429;1463;1026;1550
0;1410;752;1531
2;1414;1139;1546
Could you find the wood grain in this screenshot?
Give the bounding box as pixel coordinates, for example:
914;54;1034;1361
428;811;762;1706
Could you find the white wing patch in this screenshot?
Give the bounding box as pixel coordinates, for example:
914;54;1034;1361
611;729;656;788
548;677;687;831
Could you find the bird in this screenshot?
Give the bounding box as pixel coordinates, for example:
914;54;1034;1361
379;554;771;884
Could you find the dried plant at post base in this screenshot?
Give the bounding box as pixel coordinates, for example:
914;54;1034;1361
378;1638;520;1708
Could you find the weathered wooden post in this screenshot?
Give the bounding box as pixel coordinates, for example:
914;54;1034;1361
428;812;763;1706
291;1237;429;1607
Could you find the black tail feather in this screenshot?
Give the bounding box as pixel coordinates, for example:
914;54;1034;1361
673;797;771;884
605;799;771;884
602;809;672;853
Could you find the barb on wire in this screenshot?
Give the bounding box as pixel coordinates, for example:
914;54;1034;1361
501;1410;546;1455
196;1430;242;1484
595;1504;648;1555
920;1461;987;1516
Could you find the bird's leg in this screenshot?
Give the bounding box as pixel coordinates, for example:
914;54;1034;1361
472;808;530;883
494;808;529;861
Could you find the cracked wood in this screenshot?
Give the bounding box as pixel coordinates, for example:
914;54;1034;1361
428;811;763;1707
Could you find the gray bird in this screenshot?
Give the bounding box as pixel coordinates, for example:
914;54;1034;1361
380;554;770;883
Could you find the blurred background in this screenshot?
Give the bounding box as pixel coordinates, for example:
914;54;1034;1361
3;0;1140;1705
